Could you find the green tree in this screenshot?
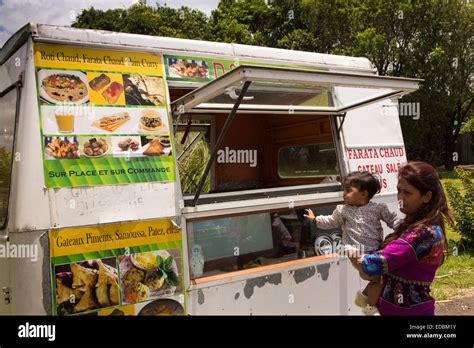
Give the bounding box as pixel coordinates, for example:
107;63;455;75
207;0;270;45
297;0;473;168
445;167;474;249
72;3;210;40
461;116;474;134
71;0;473;168
398;1;474;168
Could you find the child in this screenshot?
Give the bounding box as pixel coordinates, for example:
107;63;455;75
349;161;453;315
304;171;400;315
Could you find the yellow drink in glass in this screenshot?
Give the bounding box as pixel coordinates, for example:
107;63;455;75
55;113;75;133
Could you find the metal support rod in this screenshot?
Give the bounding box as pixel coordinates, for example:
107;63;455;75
335;113;346;139
0;75;22;98
180;113;193;144
191;81;252;207
173;108;184;138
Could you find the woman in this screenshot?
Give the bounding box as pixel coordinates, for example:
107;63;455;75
349;161;453;315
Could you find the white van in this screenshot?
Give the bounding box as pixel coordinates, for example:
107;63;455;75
0;23;420;315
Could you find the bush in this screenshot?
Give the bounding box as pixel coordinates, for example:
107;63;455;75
444;167;474;250
175;132;211;194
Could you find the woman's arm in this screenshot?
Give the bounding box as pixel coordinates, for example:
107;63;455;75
352;225;442;278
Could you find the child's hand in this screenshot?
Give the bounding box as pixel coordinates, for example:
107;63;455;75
303;209;315;222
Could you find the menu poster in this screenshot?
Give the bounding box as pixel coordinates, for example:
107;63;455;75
49;219;186;316
34;43;175;188
165;54;238;82
164;54;329;83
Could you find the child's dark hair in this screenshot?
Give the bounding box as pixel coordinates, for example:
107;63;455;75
344;171;381;200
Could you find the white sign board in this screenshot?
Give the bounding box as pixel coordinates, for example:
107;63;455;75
346;146;407;193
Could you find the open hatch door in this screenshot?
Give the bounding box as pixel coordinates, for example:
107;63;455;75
171;65;421;115
171;65;422;206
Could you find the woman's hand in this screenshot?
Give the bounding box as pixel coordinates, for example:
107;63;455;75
303;209;315;222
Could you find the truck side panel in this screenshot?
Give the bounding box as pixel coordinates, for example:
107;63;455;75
187;257;361;315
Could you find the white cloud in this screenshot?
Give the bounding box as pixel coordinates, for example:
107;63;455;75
0;0;219;47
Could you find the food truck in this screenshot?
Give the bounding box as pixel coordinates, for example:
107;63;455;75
0;23;421;315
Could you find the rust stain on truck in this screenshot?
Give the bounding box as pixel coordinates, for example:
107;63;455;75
317;263;331;281
292;266;316;284
244;273;282;299
197;289;205;305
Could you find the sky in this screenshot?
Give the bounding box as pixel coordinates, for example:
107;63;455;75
0;0;220;47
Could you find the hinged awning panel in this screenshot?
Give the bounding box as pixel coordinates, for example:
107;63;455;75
171;65;422;115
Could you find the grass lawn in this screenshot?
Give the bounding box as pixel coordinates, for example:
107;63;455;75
431;239;474;300
431;170;474;300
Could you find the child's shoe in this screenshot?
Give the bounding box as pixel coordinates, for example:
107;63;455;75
354;290;368;308
362;304;381;316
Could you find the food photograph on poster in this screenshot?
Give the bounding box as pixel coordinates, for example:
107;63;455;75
119;249;182;305
53;257;119;316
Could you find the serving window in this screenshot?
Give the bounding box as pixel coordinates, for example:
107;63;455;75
171;65;420;206
278;143;338;179
170;87;342;196
186;203;342;280
173;112;341;200
212;112;340;191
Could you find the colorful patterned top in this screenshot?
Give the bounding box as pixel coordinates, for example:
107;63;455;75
360;224;445;315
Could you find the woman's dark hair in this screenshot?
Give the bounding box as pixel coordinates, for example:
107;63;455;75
344;171;381;200
382;161;454;263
